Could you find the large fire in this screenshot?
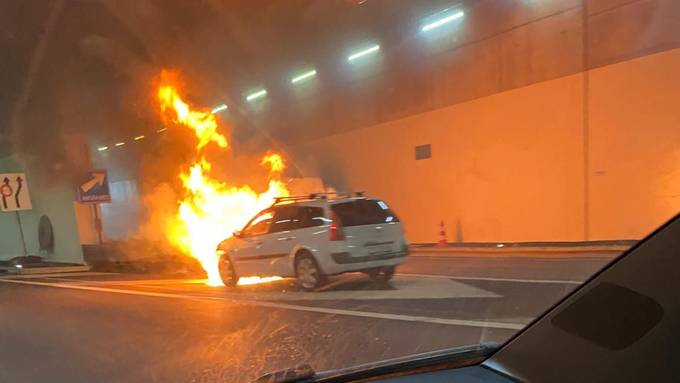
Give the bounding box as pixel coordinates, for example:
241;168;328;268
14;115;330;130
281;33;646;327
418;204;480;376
157;73;289;286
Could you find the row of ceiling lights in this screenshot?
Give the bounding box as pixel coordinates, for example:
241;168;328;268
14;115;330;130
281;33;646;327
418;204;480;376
96;6;465;153
240;9;464;102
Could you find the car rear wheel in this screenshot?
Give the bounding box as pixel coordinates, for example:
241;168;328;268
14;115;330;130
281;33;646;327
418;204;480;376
218;255;239;287
368;266;395;283
295;253;326;291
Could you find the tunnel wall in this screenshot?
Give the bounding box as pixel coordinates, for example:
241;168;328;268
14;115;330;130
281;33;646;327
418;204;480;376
291;47;680;243
588;48;680;240
286;0;680;243
0;155;84;263
266;0;680;143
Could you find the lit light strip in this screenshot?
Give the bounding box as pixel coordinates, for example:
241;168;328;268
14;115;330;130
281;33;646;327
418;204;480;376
347;44;380;61
421;10;464;31
114;142;125;147
291;69;317;84
97;146;108;152
211;104;228;114
134;135;145;141
246;89;267;102
157;127;168;133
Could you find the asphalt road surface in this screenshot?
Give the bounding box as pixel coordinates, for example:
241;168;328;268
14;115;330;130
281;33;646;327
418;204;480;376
0;251;617;383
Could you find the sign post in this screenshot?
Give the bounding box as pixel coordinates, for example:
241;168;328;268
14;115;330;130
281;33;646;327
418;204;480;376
0;173;33;256
77;170;111;245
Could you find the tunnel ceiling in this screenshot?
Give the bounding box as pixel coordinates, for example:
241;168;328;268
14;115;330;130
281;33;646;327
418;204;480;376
0;0;456;160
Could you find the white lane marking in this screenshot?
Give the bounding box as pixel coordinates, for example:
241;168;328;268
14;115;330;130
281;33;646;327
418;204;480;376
2;272;116;279
397;273;582;285
0;278;524;331
43;277;203;285
95;276;501;301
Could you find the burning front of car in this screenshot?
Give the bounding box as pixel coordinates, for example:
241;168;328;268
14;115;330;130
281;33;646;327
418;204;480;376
154;70;289;286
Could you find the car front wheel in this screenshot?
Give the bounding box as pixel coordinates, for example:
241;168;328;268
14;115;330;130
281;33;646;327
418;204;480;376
218;255;239;287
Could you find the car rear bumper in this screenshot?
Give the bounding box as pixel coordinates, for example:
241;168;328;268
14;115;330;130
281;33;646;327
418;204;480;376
330;250;408;264
321;250;409;275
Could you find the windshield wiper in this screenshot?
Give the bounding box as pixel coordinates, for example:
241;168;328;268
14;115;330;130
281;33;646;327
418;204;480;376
252;342;498;383
254;364;315;383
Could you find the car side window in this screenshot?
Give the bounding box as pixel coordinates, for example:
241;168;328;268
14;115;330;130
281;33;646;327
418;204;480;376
269;205;300;233
298;207;327;228
242;209;274;237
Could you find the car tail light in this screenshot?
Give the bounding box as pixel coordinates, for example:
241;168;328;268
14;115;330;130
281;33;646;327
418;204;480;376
329;212;345;241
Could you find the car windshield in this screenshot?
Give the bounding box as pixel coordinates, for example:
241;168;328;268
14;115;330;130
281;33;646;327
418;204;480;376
0;1;678;382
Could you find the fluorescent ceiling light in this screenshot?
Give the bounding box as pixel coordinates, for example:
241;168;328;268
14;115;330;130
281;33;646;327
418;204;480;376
291;69;317;84
347;44;380;61
211;104;228;114
134;135;145;141
421;10;465;32
97;146;108;152
115;142;125;147
246;89;267;101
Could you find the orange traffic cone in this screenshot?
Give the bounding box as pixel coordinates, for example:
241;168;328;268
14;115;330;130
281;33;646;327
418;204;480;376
438;220;447;247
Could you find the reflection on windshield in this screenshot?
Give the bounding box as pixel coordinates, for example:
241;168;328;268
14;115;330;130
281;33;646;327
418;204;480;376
0;0;678;382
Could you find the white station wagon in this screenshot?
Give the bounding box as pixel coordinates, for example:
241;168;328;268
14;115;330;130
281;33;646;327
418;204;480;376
216;192;409;290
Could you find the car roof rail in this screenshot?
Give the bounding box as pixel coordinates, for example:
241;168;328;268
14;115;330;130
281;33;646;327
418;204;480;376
272;191;364;205
272;195;315;204
309;191;364;199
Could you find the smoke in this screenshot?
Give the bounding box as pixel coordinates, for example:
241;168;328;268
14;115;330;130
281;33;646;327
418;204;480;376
0;1;163;187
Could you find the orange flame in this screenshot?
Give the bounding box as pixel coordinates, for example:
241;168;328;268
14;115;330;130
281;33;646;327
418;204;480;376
157;85;228;149
157;72;288;286
261;153;285;174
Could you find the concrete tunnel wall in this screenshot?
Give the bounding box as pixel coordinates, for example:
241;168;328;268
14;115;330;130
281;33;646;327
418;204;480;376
290;47;680;244
0;155;84;262
266;0;680;243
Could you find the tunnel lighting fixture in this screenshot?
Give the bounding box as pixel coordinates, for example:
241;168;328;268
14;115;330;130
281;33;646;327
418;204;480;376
421;10;465;32
97;146;108;152
134;135;145;141
211;104;228;114
114;142;125;147
246;89;267;102
15;264;23;269
291;69;317;84
157;127;168;133
347;44;380;61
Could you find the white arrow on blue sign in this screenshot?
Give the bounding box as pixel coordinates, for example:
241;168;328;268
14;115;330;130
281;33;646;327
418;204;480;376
77;170;111;203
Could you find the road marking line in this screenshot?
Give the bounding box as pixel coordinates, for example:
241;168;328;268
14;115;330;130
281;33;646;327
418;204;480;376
1;272;116;279
397;273;582;285
0;278;525;331
43;277;203;285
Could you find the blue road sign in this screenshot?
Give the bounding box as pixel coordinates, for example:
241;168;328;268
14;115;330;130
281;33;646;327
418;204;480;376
77;170;111;203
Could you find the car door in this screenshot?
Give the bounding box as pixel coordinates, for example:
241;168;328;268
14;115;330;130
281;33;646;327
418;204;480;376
230;208;275;275
261;205;301;276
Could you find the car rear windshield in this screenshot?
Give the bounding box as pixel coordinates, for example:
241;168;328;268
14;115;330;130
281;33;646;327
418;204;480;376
331;199;399;226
